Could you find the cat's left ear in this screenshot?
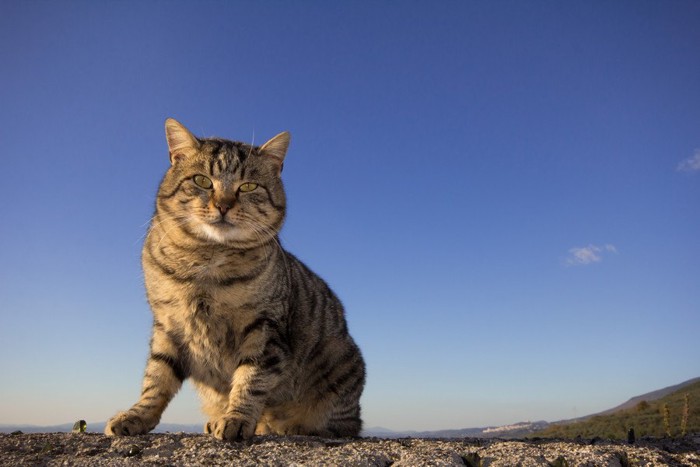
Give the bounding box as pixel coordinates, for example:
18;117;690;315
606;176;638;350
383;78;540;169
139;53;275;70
165;118;200;164
260;131;290;174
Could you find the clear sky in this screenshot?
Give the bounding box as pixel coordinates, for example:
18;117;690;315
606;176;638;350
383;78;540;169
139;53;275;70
1;1;698;432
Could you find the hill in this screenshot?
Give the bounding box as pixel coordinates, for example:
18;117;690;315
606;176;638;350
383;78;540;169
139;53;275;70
533;380;700;440
594;377;700;417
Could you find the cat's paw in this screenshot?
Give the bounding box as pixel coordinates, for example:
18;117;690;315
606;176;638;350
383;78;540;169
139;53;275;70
205;415;256;441
105;411;153;436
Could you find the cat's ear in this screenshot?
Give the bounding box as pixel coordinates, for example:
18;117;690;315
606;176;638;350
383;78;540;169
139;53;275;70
260;131;290;173
165;118;200;164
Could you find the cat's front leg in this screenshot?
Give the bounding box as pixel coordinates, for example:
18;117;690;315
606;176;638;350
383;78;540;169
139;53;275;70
206;318;288;441
205;362;275;440
106;326;187;436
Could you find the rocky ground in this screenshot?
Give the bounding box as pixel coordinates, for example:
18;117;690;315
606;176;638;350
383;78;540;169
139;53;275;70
1;432;699;466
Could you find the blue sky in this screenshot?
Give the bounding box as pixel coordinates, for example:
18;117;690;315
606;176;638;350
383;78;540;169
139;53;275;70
1;1;698;431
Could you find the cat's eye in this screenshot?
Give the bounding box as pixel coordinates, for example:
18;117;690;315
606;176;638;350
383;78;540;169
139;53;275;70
193;175;213;189
239;182;258;193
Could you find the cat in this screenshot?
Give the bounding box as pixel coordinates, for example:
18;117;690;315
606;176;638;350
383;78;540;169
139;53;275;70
105;118;365;440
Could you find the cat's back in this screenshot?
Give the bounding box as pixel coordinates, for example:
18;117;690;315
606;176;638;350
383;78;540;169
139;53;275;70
282;251;364;370
284;252;348;333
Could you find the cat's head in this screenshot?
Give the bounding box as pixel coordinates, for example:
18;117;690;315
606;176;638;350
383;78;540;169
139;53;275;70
157;118;289;247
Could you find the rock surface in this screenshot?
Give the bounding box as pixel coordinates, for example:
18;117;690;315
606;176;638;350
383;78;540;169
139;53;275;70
1;432;699;466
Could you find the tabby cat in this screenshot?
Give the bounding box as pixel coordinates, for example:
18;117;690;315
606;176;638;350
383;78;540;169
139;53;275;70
105;119;365;440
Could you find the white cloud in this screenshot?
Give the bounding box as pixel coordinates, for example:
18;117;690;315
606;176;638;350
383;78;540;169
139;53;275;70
603;244;617;254
565;244;618;266
677;150;700;172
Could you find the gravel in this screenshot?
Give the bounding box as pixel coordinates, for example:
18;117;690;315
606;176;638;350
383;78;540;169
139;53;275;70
1;432;699;466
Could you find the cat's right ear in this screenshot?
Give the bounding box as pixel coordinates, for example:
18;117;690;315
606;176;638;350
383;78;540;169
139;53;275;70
165;118;200;164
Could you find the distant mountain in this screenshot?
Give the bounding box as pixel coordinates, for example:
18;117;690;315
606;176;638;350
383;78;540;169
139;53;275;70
0;423;78;434
0;422;203;434
362;421;550;439
362;426;399;436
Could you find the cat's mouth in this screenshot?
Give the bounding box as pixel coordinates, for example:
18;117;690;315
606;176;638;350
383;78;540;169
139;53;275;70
211;218;234;228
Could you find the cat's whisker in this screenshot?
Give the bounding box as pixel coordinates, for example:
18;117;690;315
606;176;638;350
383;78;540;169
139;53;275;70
237;218;292;283
236;217;279;255
134;216;157;245
140;216;156;229
248;132;255;156
153;216;190;250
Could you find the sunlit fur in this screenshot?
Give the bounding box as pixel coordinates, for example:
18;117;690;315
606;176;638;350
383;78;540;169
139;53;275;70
105;119;365;440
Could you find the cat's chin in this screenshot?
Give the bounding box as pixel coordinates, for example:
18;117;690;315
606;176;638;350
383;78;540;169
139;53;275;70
197;221;266;247
198;222;241;244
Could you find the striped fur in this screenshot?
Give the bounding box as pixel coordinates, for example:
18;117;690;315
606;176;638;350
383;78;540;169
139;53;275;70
105;119;365;440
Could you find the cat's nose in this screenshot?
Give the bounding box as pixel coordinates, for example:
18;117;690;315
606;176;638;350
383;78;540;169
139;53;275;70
216;201;233;216
215;199;234;215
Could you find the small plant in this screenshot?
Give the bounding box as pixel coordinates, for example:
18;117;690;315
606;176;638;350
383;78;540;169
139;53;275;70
72;420;87;433
662;404;671;437
680;393;689;437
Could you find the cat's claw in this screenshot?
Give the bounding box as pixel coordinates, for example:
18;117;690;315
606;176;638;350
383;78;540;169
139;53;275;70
206;415;256;441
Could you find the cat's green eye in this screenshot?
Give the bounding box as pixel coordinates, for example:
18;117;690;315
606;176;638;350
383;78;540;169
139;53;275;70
193;175;213;189
239;182;258;193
